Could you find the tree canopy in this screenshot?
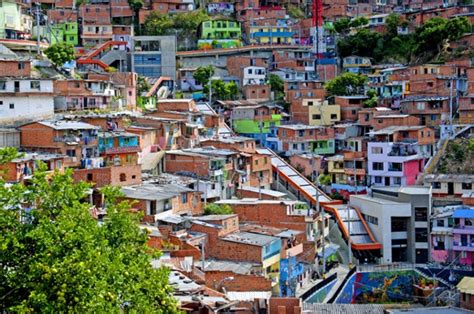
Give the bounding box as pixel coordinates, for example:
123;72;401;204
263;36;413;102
193;65;215;86
268;74;285;101
204;203;233;215
325;72;367;96
336;16;471;63
44;42;75;67
0;148;178;312
143;10;209;37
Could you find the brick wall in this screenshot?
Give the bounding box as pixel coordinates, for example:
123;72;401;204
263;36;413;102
73;164;142;187
0;60;31;77
205;271;272;292
165;154;210;177
269;298;301;314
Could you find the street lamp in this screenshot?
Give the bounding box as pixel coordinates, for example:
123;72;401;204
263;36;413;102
208;76;221;107
215;276;234;292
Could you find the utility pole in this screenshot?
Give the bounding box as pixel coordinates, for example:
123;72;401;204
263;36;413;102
208;77;212;107
36;2;41;56
449;77;454;138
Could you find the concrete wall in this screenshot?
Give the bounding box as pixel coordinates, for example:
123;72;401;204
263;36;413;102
0;96;55;126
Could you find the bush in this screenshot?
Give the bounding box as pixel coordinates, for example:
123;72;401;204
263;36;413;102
204;203;233;215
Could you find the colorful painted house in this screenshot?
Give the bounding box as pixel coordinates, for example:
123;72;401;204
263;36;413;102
198;19;242;49
0;0;31;40
248;23;293;45
231;104;282;146
98;131;141;167
33;22;79;46
452;208;474;266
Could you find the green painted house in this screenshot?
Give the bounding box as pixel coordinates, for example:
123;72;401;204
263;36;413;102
311;139;336;155
198;19;242;49
0;0;25;39
33;22;78;46
231;105;282;145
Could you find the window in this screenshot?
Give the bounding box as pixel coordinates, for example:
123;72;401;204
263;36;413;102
0;81;6;90
462;183;472;190
415;207;428;221
415;228;428;242
432;182;441;189
66;149;76;157
9;103;14;109
0;101;2;105
307;101;314;106
372;162;384;171
18;62;24;70
394;177;401;185
392;217;408;232
363;214;378;225
30;81;40;90
119;173;127;182
352;110;357;115
330;114;338;120
371;147;383;154
312;114;321;120
181;193;188;204
389;162;402;172
375;176;382;184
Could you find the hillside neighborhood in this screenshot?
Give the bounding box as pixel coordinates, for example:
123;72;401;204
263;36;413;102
1;0;474;312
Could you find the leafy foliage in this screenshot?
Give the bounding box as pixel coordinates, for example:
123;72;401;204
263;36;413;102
336;16;471;63
0;149;178;312
325;72;367;96
136;76;150;96
287;6;305;19
44;42;75;67
204;203;233;215
127;0;143;11
203;79;237;101
318;174;332;186
268;74;285;100
143;10;209;37
363;89;378;108
193;65;215;86
333;17;368;35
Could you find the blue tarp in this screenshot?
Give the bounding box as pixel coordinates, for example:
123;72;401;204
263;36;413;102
452;209;474;219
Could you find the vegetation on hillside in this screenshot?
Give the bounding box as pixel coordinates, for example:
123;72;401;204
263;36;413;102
204;203;233;215
436;138;474;174
0;148;178;312
336;15;471;63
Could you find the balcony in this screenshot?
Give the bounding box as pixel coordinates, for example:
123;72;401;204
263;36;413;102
388;143;418;157
284;243;303;258
103;145;141;155
453;225;474;235
54;136;98;146
345;167;366;176
453;241;474;251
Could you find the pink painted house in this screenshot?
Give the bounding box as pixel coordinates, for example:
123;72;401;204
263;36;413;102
367;126;435;187
430;207;474;266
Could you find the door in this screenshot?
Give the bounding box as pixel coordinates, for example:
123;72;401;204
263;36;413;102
14;81;20;92
448;182;454;195
385;177;390;186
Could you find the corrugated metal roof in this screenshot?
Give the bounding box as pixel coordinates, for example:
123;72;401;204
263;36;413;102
302;303;384;314
226;291;271;301
457;276;474;294
452;209;474;219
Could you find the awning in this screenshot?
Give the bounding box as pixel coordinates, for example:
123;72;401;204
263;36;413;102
318;244;340;259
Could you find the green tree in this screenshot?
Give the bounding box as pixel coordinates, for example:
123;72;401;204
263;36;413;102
333;17;351;35
143;12;174;36
349;17;369;28
287;6;305;19
268;74;285;100
318;174;332;186
128;0;143;29
325;72;367;96
203;79;236;100
0;149;178;312
173;10;209;33
336;28;383;59
137;76;150;95
193;65;215;86
204;203;233;215
44;42;75;67
363;89;378;108
225;81;238;100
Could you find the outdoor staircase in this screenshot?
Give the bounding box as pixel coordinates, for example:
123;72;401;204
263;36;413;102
77;40;127;71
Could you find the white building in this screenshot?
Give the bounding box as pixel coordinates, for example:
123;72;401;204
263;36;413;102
242;66;267;86
0;79;55;126
350;186;432;264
